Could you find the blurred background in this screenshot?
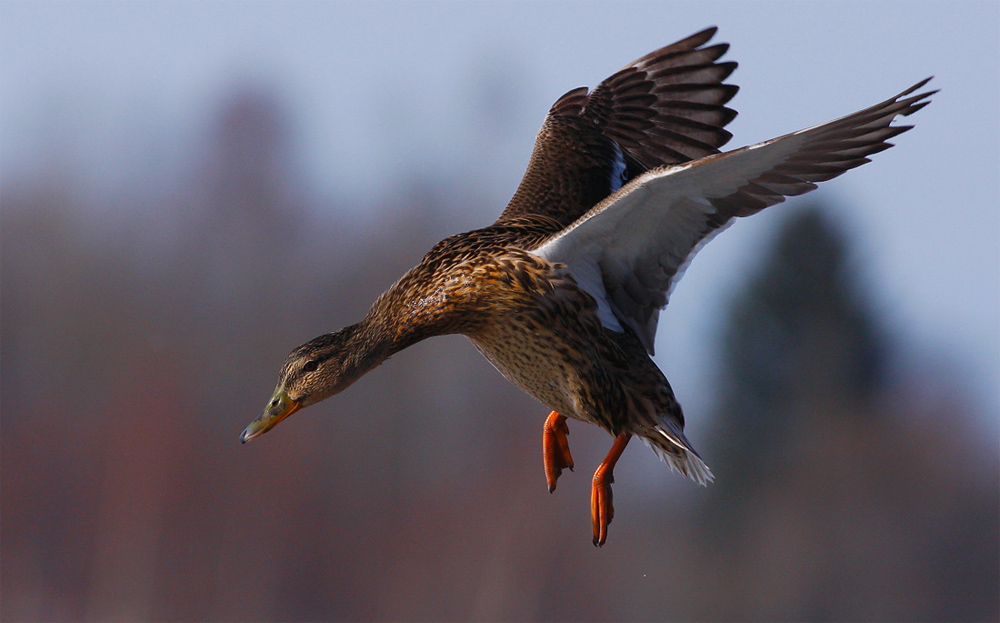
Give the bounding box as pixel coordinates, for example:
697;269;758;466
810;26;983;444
2;1;997;621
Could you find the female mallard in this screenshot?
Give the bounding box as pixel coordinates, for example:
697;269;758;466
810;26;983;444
241;27;933;545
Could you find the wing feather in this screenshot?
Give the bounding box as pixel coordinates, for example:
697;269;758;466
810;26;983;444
498;27;739;230
533;79;935;354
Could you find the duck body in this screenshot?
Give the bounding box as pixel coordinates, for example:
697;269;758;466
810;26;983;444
241;27;933;546
366;214;710;484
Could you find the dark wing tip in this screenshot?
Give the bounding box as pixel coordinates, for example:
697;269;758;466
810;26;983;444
687;26;719;46
895;77;936;112
903;101;932;117
896;82;936;117
904;76;935;94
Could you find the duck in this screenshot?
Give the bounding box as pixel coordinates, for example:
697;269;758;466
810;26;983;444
240;27;933;546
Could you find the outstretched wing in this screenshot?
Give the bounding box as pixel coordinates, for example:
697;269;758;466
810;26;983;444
498;27;738;230
533;79;935;354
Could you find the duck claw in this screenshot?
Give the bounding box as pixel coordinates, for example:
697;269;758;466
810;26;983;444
542;411;574;493
590;432;631;547
591;472;614;546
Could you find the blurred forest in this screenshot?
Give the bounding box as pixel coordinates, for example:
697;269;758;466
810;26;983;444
2;85;997;621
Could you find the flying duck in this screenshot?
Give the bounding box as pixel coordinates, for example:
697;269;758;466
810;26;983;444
241;27;933;545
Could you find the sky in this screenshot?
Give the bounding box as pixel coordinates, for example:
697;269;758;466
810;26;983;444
2;0;998;422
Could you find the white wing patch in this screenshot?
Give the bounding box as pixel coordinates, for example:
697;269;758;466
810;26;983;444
534;177;722;352
565;255;625;333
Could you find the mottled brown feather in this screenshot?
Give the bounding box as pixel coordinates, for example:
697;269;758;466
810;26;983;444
498;26;738;231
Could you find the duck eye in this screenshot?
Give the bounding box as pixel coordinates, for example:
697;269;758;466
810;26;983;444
303;360;319;372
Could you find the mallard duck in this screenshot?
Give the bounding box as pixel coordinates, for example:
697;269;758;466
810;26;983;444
241;27;933;546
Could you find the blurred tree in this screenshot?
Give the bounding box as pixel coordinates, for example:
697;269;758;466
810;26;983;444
187;84;301;303
693;205;998;621
705;206;885;501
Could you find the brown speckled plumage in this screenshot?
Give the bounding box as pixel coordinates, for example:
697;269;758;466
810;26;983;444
241;27;933;546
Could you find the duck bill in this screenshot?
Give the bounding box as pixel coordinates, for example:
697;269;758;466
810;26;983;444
241;389;302;443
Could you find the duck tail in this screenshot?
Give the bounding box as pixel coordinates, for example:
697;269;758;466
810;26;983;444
640;420;714;486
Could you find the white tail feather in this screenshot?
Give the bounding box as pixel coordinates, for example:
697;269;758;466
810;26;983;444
640;423;714;486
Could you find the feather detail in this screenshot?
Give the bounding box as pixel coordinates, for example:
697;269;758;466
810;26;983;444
499;27;738;229
534;79;935;353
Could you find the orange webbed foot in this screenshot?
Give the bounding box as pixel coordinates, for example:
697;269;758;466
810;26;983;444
591;432;631;547
542;411;574;493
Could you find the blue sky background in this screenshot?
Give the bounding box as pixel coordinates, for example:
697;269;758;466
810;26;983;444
3;0;998;424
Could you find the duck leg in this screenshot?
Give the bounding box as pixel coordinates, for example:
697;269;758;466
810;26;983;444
542;411;574;493
591;432;632;546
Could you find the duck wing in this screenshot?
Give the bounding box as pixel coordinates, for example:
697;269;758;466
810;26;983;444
533;79;935;354
498;27;738;230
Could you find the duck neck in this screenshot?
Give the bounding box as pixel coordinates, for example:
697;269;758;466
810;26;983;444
363;265;464;356
341;314;398;384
